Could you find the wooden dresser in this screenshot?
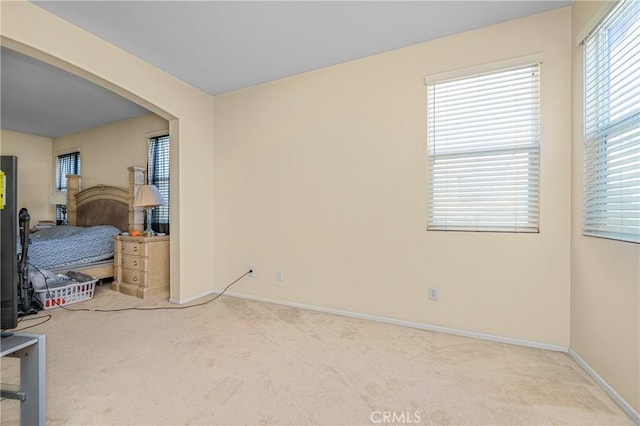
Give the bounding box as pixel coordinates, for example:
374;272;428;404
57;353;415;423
112;235;170;298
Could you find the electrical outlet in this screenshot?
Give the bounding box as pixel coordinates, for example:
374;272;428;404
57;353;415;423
249;268;255;278
276;271;285;281
429;288;439;301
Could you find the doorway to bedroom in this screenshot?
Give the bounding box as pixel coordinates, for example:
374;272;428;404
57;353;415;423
0;44;177;300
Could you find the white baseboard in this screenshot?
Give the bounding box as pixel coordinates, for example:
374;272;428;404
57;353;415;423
169;289;218;305
569;349;640;424
219;290;568;352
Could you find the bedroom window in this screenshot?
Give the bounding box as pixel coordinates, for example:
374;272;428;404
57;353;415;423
55;151;80;222
583;0;640;243
148;134;170;234
426;61;541;233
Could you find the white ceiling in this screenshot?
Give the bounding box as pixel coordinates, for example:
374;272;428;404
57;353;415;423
1;47;150;138
2;1;571;138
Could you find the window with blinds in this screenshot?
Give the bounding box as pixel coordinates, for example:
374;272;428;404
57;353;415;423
55;151;80;221
148;135;170;234
583;0;640;244
426;63;541;233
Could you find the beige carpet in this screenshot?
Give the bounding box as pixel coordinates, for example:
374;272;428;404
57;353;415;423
1;283;634;425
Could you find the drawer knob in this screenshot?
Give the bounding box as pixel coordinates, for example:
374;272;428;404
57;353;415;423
133;260;138;266
133;276;138;282
133;246;138;252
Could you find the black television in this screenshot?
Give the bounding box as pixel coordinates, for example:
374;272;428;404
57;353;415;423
1;155;18;330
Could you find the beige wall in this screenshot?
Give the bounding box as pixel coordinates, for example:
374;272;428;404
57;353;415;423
570;1;640;413
213;8;573;346
0;129;53;221
53;113;168;189
1;1;215;301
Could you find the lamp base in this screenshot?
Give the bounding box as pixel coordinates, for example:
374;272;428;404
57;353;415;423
143;207;156;237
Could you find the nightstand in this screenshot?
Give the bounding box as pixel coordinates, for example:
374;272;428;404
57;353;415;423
112;235;170;298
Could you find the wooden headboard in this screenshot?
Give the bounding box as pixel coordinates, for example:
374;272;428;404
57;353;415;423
66;167;146;233
75;185;129;231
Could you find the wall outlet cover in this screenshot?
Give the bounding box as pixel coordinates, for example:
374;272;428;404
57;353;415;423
429;288;439;301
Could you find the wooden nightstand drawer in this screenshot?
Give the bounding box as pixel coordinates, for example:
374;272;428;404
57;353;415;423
121;268;142;285
121;256;145;270
121;241;142;256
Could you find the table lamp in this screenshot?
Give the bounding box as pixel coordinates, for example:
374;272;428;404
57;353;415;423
134;184;166;236
50;190;68;225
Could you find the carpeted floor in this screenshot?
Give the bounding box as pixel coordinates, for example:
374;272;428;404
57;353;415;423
1;283;634;425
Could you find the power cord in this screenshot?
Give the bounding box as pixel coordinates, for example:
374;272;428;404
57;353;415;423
12;314;52;332
29;263;252;313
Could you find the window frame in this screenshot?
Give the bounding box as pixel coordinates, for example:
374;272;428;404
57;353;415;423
582;0;640;244
425;56;542;233
55;151;80;222
147;134;170;234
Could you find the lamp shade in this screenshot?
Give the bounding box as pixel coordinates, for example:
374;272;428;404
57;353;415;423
50;190;67;206
134;185;165;208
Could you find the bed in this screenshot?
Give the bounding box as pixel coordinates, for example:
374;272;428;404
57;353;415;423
30;167;145;279
28;225;122;272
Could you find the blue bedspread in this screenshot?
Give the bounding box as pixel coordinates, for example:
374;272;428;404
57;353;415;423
26;225;120;270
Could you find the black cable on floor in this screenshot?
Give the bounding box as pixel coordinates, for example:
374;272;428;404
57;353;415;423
12;315;52;331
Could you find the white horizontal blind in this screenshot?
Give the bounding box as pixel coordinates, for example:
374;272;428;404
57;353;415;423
427;63;540;232
584;0;640;243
